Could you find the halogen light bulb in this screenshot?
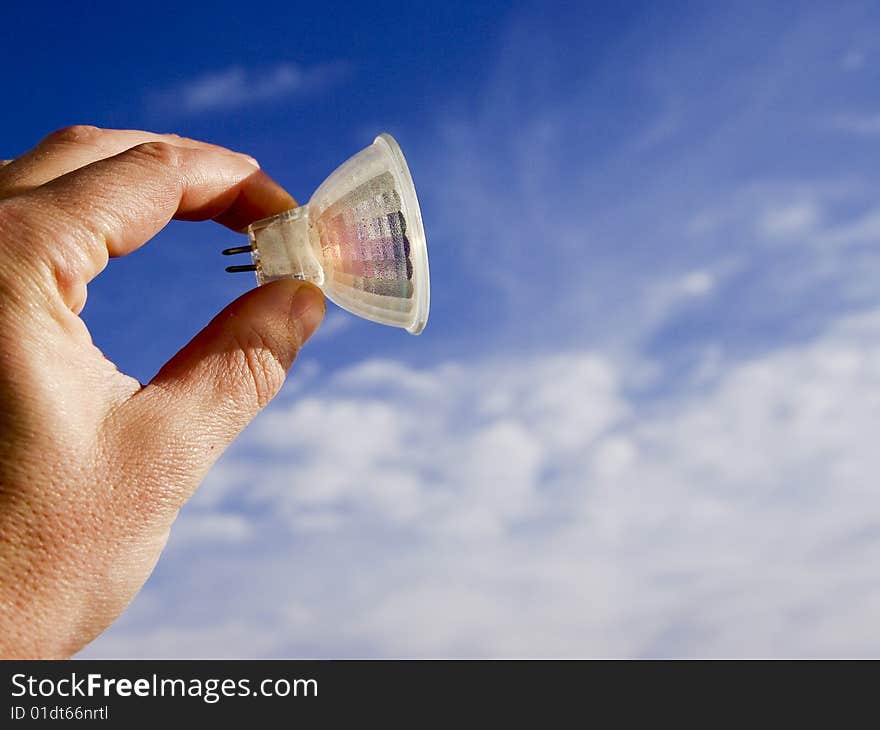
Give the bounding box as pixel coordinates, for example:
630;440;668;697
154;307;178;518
222;134;430;335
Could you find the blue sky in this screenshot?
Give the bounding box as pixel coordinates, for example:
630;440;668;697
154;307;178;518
3;0;880;656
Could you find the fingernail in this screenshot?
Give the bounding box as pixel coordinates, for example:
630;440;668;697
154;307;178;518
290;281;326;344
233;152;260;168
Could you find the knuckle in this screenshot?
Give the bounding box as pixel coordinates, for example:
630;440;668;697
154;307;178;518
43;124;102;147
127;140;180;168
228;327;288;410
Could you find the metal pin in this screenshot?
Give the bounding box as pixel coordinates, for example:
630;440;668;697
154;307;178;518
225;264;257;273
221;245;254;256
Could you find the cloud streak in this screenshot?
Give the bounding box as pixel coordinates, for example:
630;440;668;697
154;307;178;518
827;113;880;137
150;61;349;115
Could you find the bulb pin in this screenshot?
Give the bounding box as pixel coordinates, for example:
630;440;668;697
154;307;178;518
221;245;254;256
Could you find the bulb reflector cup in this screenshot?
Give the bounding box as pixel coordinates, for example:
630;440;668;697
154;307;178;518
246;134;430;335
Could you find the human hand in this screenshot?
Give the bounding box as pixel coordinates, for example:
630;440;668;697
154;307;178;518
0;126;325;658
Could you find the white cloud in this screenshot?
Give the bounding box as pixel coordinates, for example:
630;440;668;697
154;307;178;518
840;50;866;71
828;113;880;136
169;512;254;546
677;270;715;297
151;62;349;115
84;309;880;657
819;208;880;247
312;309;354;341
758;202;820;238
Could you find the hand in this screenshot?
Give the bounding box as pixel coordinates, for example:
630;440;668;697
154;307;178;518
0;126;325;658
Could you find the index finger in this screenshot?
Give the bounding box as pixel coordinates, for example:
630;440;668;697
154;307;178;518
3;141;296;311
0;126;260;200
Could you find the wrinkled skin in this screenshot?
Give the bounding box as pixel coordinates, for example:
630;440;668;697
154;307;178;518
0;126;325;658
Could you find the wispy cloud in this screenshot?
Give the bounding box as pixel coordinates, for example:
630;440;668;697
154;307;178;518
827;112;880;137
758;201;821;238
422;3;880;360
149;61;349;115
840;50;867;71
311;309;354;341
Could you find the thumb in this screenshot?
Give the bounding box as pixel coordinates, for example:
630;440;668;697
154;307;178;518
119;279;325;508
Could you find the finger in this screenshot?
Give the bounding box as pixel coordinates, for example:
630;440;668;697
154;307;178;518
115;279;325;512
0;125;258;199
7;142;295;310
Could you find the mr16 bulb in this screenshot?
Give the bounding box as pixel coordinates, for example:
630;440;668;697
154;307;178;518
223;134;430;335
